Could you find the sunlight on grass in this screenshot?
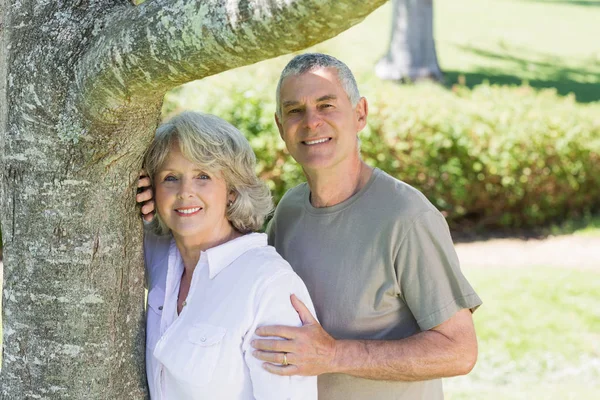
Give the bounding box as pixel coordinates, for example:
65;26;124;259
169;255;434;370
444;265;600;399
172;0;600;107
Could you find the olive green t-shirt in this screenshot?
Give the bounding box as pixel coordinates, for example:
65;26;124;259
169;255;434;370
267;168;481;400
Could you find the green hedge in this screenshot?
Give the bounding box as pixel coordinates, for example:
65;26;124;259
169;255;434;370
163;76;600;231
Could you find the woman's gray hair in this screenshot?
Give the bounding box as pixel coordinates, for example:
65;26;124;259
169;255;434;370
143;111;273;235
275;53;361;119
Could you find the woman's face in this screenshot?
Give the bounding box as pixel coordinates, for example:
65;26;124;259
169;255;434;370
154;144;233;245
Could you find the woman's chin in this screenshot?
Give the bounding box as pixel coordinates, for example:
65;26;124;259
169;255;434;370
169;226;206;241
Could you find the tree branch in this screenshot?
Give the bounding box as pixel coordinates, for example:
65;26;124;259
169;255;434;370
74;0;386;122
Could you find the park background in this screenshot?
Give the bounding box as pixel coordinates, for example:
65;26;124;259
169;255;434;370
1;0;599;398
159;0;600;398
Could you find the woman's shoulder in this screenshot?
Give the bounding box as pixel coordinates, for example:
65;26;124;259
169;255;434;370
238;243;296;278
225;237;302;287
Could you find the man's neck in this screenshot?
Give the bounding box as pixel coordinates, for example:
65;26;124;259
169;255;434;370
305;160;373;208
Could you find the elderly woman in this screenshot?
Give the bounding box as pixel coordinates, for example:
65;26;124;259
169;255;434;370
141;111;317;399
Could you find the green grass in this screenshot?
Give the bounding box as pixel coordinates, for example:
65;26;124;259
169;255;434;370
444;265;600;399
435;0;600;102
169;0;600;105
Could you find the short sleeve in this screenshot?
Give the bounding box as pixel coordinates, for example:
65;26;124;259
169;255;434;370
242;270;318;400
265;216;276;247
396;211;482;331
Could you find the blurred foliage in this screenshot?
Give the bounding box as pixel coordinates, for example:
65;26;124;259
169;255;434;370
363;80;600;230
163;74;600;232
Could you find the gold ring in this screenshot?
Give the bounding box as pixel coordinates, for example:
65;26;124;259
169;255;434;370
282;353;289;366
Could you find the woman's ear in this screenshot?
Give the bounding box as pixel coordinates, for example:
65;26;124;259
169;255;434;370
228;189;238;205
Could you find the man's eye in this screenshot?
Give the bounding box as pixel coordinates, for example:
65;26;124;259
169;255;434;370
320;104;333;109
288;108;301;114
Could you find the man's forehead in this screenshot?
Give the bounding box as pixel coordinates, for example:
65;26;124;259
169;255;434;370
283;67;338;83
280;68;343;98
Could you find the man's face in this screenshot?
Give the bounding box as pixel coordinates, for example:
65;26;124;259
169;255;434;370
275;68;367;173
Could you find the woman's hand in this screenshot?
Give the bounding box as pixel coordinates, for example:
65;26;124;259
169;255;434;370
136;170;155;222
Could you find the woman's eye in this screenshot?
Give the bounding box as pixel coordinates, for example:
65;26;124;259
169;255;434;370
197;174;210;180
164;175;177;182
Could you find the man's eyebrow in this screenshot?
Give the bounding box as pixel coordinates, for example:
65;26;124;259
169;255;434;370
317;95;337;102
282;95;338;108
282;100;301;108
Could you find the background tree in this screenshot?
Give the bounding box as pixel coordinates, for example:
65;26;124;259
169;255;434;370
0;0;386;398
376;0;444;82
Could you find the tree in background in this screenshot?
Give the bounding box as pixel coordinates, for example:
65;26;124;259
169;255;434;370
376;0;444;82
0;0;386;397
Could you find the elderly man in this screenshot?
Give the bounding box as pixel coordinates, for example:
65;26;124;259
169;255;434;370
138;53;481;399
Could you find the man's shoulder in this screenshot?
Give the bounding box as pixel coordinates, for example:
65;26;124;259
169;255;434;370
271;182;308;221
277;182;308;207
369;169;439;218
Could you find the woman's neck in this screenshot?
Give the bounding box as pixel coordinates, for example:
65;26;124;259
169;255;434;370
174;227;242;272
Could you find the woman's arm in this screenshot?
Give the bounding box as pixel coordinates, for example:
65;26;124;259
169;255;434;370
242;270;318;400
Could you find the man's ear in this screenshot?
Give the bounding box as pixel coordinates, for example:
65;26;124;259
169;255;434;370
274;112;284;139
355;97;368;131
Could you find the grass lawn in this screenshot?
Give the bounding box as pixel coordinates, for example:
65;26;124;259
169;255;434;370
444;265;600;399
168;0;600;109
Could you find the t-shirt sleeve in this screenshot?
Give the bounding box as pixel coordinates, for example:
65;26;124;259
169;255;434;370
242;270;318;400
265;217;276;247
396;210;482;331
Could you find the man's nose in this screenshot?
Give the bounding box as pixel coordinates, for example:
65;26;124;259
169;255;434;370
304;108;323;131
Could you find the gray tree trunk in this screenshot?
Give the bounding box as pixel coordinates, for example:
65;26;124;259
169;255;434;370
376;0;443;82
0;0;386;398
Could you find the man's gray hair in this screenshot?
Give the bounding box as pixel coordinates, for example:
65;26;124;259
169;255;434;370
275;53;361;119
143;111;273;235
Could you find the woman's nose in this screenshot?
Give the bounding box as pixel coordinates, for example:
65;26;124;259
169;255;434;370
177;177;194;198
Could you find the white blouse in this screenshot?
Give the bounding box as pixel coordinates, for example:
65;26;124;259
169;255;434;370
144;232;318;400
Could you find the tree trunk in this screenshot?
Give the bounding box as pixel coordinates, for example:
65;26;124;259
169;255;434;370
375;0;443;82
0;0;386;398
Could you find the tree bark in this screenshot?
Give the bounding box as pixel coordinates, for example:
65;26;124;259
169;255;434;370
375;0;443;82
0;0;386;398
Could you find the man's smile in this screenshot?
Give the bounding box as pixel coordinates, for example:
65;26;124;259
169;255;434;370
302;138;331;145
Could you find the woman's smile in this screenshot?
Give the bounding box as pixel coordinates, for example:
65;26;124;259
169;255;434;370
174;206;202;216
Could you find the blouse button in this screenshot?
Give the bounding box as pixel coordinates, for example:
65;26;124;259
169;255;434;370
158;306;163;311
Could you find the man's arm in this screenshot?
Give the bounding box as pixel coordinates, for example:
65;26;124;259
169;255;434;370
252;295;478;380
136;171;155;222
